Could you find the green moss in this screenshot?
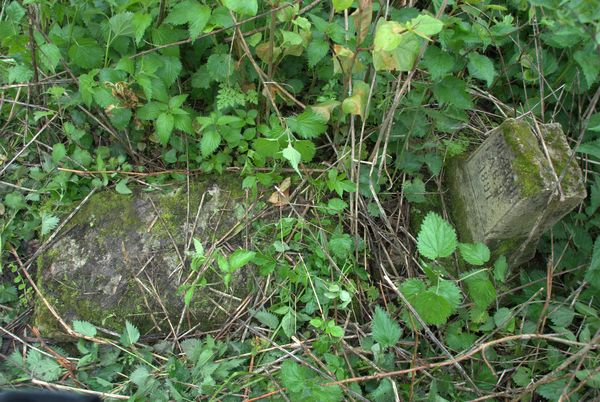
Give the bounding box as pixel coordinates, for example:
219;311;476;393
501;120;546;197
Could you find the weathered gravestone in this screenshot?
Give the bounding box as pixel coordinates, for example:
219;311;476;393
447;119;586;266
34;175;260;339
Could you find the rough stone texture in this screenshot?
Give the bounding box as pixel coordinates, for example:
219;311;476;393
447;119;586;266
34;175;259;339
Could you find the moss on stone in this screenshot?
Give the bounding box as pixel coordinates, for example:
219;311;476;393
501;120;546;197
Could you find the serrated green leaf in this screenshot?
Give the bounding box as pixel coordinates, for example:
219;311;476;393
41;213;59;236
129;365;150;388
68;38;103;69
282;143;302;176
574;48;600;86
8;65;33;84
458;243;490;265
200;129;221;157
421;46;455;80
549;306;575;328
207;53;234;82
417;212;457;260
254;310;279;329
372;306;402;348
115;179;132;195
38;43;61;73
537;379;569;402
156;112;174;145
433;77;473;109
333;0;353;12
461;270;496;309
287;109;327;139
52;143;66;163
27;350;63;381
413;290;454;325
109;12;135;38
223;0;257;16
73;320;97;337
293;140;316;162
133;13;152;45
229;249;256;271
402;178;426;203
467;52;496;87
307;36;329;67
120;320;140;347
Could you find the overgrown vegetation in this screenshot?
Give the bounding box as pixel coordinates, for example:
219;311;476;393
1;0;599;400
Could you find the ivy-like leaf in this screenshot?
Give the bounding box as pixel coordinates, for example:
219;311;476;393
416;212;457;260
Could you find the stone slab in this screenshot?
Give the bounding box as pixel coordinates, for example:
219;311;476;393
447;119;586;266
34;175;259;339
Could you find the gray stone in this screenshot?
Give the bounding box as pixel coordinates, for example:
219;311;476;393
447;119;586;266
34;175;259;339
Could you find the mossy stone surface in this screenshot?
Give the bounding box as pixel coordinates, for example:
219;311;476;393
446;119;586;266
34;175;258;339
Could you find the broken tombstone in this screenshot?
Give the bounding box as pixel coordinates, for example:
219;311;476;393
34;175;261;339
446;119;586;266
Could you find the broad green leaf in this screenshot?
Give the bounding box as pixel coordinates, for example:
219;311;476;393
41;213;59;236
8;65;33;84
115;179;132;195
307;36;329;67
374;20;405;52
200;129;221;157
282;143;302;176
373;32;420;72
421;46;455;80
68;38;103;69
458;243;490;265
432;77;473;109
575;370;600;389
413;290;454;325
109;12;135;38
254;310;279;329
399;278;427;300
281;311;296;337
38;43;61;72
5;192;26;211
402;178;426;203
229;249;256;271
223;0;257;16
549;306;575;328
27;350;63;381
578;139;600;160
281;30;303;46
253;138;280;157
165;1;210;38
294;140;316;162
133;13;152;45
342;80;370;117
129;366;150;388
52;143;66;163
158;56;182;87
287;109;327;139
410;14;444;36
156;113;174;145
207;53;234;82
333;0;353;12
372;306;402;348
137;101;168;120
461;270;496;309
467;52;497;87
120;320;140;347
416;212;457;260
493;255;508;283
73;320;97;337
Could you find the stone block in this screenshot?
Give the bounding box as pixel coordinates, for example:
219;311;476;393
447;119;586;266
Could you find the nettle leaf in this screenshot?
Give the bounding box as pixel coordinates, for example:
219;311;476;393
253;138;280;157
41;213;59;236
132;13;152;45
467;52;497;87
27;350;63;381
254;310;279;329
413;290;454;326
158;56;182;87
52;143;66;163
282;143;302;176
372;306;402;348
68;38;103;69
207;53;234;82
109;12;135;38
433;77;473;109
38;43;61;72
120;321;140;347
137;101;168;120
287;109;327;139
402;177;426;203
493;255;508;283
417;212;457;260
165;1;211;38
200;129;221;157
156;112;174;145
421;46;455;80
73;320;97;337
115;179;133;195
294;140;316;162
549;306;575;328
458;242;490;266
574;47;600;86
8;65;33;84
229;249;256;271
461;269;496;309
223;0;257;16
307;34;329;67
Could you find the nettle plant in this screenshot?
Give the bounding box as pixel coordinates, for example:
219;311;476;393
399;212;505;326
